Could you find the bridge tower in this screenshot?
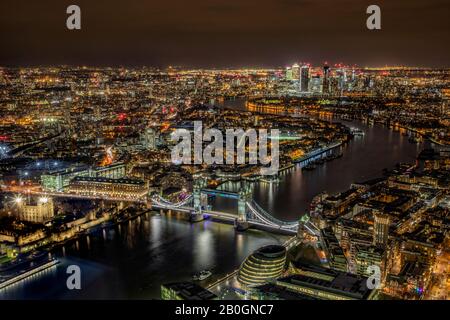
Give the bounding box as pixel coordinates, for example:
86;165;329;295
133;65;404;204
296;214;309;240
192;176;208;222
235;182;252;231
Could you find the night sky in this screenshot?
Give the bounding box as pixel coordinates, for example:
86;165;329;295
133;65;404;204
0;0;449;68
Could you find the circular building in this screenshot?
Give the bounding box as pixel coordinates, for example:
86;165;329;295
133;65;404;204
238;245;287;286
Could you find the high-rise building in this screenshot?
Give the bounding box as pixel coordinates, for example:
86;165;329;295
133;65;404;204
291;63;300;81
300;65;310;92
373;212;390;245
337;68;347;94
329;77;340;96
310;75;322;93
322;64;330;94
285;67;293;81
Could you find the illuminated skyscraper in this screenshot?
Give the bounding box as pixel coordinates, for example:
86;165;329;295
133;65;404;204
337;68;347;94
322;64;330;94
285;67;293;81
291;63;300;81
300;65;310;92
310;75;322;93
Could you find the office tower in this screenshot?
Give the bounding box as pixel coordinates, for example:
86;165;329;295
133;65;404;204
322;64;330;94
285;67;293;81
329;77;340;96
291;63;300;81
310;75;322;93
373;212;390;245
337;68;347;94
300;65;310;92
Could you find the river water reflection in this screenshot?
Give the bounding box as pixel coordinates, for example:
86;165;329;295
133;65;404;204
211;99;428;220
1;213;288;299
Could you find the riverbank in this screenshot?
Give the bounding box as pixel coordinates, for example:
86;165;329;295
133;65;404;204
1;211;289;299
324;112;448;147
0;256;59;290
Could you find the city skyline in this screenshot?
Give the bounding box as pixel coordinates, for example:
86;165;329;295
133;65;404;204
0;0;450;68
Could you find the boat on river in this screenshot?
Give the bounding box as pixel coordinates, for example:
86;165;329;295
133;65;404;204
192;270;212;281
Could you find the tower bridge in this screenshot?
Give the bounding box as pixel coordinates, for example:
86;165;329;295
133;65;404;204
151;176;320;236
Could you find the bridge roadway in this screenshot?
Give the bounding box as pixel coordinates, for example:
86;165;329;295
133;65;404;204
293;141;342;163
151;201;298;235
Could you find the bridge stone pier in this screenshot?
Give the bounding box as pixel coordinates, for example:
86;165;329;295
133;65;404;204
191;176;254;229
191;176;208;222
235;182;252;231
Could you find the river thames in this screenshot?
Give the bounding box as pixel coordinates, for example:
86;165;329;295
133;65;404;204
211;99;428;221
0;100;428;299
